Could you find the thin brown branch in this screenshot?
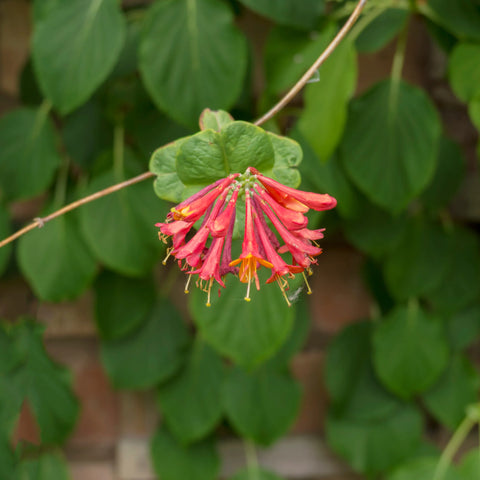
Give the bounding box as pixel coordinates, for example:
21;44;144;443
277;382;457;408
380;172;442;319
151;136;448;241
254;0;367;127
0;171;154;249
0;0;366;249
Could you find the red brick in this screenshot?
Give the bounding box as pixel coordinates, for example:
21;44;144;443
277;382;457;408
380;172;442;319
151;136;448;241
119;391;159;437
70;461;115;480
12;401;40;446
290;352;328;434
38;291;97;339
0;0;31;95
46;339;120;449
310;246;372;334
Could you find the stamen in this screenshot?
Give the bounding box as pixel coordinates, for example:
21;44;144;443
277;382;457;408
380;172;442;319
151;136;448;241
206;278;213;307
277;277;291;307
245;271;252;302
184;272;193;294
302;271;312;294
162;247;173;265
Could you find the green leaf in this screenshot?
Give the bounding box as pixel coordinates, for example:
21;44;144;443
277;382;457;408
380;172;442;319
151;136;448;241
109;15;142;79
80;167;168;276
11;320;79;444
372;304;449;399
158;342;224;445
150;139;190;203
101;300;190;390
94;271;155;340
238;0;324;30
0;435;16;480
426;227;480;313
189;277;294;368
0;108;61;201
176;122;275;185
445;304;480;351
62;101;110;170
199;109;234;131
355;8;409;53
0;366;24;435
266;133;302;188
383;219;451;301
267;298;311;368
139;0;247;128
176;130;228;185
0;205;11;276
32;0;126;114
229;468;285;480
468;96;480;133
150;426;219;480
422;355;480;430
18;212;97;302
341;80;441;212
325;322;403;421
298;37;357;162
264;23;335;96
18;451;70;480
126;100;192;160
386;456;460;480
20;57;43;107
32;0;62;21
363;259;396;316
425;0;480;41
223;364;301;446
326;404;423;476
420;136;465;211
343;200;407;259
459;449;480;480
448;43;480;102
0;325;23;375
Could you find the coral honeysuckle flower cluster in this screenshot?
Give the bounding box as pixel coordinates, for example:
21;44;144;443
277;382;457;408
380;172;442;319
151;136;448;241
156;167;336;306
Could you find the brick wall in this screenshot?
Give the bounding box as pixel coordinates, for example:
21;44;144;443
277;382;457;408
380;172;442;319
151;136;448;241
0;2;478;480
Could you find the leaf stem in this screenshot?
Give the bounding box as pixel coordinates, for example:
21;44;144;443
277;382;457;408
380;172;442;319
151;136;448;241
389;16;410;113
254;0;367;127
32;99;53;138
244;440;259;477
349;2;388;40
53;157;70;210
433;406;479;480
113;123;125;182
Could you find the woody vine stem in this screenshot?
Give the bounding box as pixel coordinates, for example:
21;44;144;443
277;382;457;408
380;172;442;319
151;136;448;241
0;0;367;250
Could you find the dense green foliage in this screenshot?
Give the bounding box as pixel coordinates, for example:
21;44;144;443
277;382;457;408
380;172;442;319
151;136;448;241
0;0;479;478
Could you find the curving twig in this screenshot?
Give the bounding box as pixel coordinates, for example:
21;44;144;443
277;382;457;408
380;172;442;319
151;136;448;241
0;0;367;249
0;172;154;249
254;0;367;127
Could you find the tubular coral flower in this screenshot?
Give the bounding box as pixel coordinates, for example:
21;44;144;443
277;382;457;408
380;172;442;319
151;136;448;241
254;184;308;230
174;186;231;266
167;177;225;220
190;236;226;306
219;207;237;277
255;194;322;268
253;212;302;306
209;187;239;237
156;220;194;250
170;175;237;222
229;190;273;302
156;166;336;305
250;168;337;212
